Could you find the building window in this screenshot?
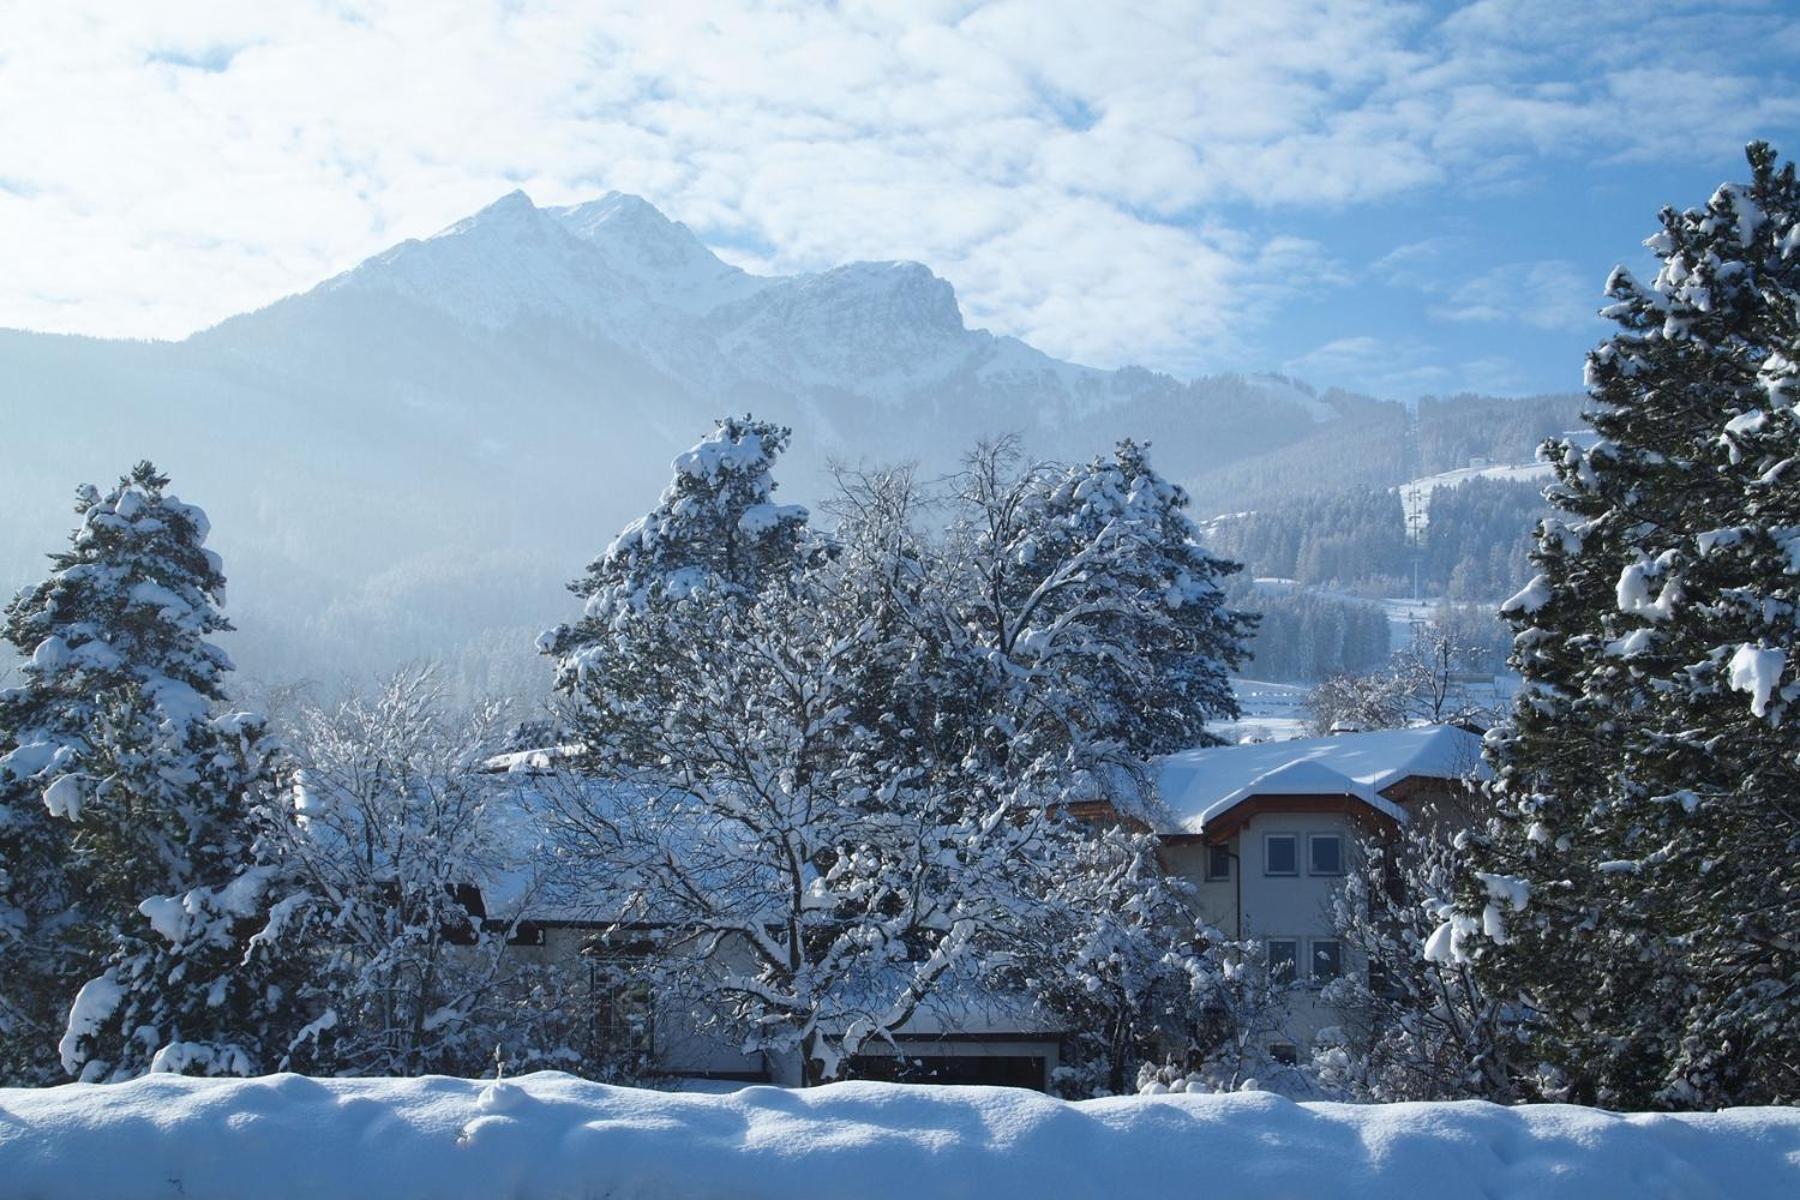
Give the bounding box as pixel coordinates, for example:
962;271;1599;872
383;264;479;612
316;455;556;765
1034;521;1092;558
587;943;655;1063
1207;842;1232;880
1309;833;1344;876
1270;1042;1299;1066
1268;938;1298;985
1311;939;1343;983
1265;834;1298;876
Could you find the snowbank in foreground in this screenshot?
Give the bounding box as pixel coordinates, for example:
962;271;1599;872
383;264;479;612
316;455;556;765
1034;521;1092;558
1;1073;1795;1200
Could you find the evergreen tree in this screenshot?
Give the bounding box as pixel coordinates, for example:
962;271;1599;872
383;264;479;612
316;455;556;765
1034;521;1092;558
0;462;295;1080
946;439;1252;816
1316;817;1527;1102
1450;144;1800;1108
542;423;1029;1085
541;414;807;686
0;647;82;1084
64;706;297;1080
539;414;811;763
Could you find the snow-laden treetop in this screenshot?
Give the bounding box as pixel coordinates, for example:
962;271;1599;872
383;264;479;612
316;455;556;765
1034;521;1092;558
0;461;245;829
2;461;233;718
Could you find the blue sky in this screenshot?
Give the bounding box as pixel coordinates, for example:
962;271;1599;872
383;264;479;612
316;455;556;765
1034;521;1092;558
1;1;1796;400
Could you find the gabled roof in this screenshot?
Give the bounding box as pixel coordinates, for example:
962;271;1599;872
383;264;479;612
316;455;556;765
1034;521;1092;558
1156;724;1488;836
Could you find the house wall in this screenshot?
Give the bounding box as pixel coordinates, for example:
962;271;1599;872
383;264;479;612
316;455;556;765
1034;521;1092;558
513;925;772;1080
1164;810;1370;1056
510;926;1057;1087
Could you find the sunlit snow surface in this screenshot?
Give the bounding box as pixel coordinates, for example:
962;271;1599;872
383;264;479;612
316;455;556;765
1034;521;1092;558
1;1072;1795;1199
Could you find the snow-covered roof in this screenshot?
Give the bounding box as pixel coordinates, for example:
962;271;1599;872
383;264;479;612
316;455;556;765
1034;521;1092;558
1156;724;1488;835
1194;760;1385;830
479;744;587;774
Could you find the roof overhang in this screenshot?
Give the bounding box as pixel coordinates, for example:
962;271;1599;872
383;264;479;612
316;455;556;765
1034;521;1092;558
1172;790;1406;844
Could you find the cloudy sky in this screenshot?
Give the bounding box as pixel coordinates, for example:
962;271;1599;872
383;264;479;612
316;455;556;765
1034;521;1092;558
2;0;1797;398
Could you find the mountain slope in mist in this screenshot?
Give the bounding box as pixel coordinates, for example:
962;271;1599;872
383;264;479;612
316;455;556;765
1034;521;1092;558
0;191;1573;695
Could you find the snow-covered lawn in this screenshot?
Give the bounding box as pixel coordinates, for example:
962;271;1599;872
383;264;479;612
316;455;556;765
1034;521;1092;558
2;1073;1795;1199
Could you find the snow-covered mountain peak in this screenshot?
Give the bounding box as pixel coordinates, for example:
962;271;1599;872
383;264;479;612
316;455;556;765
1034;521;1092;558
325;189;633;330
709;259;976;396
775;261;964;336
250;192;1109;409
548;192;773;315
430;188;546;241
553;191;684;246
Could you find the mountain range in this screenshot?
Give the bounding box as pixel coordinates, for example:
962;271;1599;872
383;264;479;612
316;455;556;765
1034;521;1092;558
0;190;1580;696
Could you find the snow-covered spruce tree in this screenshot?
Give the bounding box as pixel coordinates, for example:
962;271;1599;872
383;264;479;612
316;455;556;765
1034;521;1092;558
540;414;808;702
1314;817;1526;1102
543;423;1029;1086
63;706;299;1081
944;438;1252;815
1450;143;1800;1108
0;463;297;1080
273;668;583;1077
0;664;82;1084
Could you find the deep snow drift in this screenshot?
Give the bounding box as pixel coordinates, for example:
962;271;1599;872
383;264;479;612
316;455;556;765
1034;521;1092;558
1;1073;1795;1199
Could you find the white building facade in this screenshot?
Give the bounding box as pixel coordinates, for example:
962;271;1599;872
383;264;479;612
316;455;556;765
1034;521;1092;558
1154;724;1489;1063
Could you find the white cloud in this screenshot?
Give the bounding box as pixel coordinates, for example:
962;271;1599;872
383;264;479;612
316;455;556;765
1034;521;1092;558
0;0;1793;371
1435;259;1602;331
1283;334;1531;397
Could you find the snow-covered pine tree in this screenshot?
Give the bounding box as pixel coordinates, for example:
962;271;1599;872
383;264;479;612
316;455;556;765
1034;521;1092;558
0;462;296;1080
0;658;82;1084
64;705;300;1080
541;432;1032;1085
539;415;814;784
945;439;1252;817
540;414;808;695
1452;143;1800;1108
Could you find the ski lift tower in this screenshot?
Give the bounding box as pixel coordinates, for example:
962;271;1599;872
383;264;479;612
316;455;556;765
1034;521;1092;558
1401;404;1426;601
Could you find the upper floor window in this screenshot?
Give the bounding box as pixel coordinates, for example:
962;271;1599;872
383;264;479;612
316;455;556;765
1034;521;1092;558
1265;833;1298;876
1311;938;1343;983
1309;833;1344;876
1207;842;1232;880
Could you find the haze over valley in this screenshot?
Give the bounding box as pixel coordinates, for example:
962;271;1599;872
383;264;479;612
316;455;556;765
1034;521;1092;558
1;190;1580;697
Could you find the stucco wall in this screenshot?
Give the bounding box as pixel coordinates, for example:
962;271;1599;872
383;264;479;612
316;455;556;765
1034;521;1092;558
1164;810;1369;1052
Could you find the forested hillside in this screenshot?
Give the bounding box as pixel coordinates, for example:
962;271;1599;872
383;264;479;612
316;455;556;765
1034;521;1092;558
1206;477;1546;601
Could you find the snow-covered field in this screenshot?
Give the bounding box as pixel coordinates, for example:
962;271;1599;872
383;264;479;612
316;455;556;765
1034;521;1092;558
1;1073;1795;1200
1213;677;1312;742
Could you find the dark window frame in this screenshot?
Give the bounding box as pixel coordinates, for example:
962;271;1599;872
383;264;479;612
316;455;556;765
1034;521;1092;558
1207;842;1232;881
1308;833;1345;876
1265;833;1298;876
